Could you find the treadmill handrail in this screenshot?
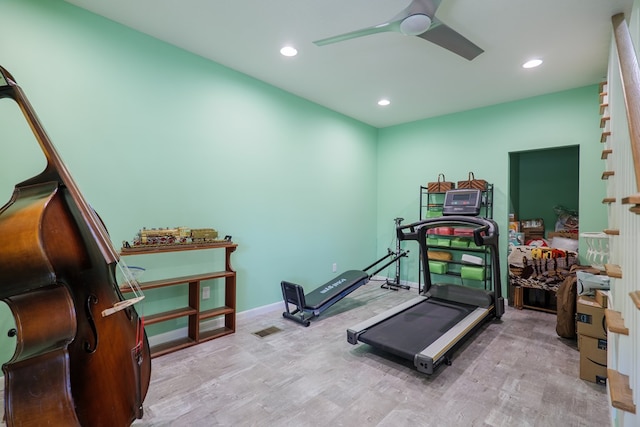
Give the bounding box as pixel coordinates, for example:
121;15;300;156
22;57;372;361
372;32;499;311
397;216;498;246
396;217;503;315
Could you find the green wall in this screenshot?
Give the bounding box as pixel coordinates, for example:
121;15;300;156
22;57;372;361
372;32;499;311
0;0;377;359
376;87;607;285
0;0;608;365
512;146;580;235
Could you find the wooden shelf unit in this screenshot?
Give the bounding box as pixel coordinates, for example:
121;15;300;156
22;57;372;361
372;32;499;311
418;185;494;294
512;286;557;314
121;242;238;357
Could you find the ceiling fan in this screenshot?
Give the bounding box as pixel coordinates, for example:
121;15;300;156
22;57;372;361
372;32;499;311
313;0;483;61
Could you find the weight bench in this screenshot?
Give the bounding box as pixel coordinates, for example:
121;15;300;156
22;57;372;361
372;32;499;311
281;270;369;326
280;250;408;326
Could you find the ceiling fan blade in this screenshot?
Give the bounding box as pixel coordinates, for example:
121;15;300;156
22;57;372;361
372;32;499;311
313;0;482;60
314;21;401;46
418;19;484;60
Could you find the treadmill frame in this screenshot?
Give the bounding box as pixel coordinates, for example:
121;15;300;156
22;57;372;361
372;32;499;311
347;216;504;374
402;215;504;315
347;292;493;374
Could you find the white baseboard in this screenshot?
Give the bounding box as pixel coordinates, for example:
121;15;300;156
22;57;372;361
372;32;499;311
238;301;282;320
148;277;417;347
148;301;283;347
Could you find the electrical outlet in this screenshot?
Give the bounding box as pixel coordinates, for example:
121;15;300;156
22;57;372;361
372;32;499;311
332;263;337;273
202;286;210;300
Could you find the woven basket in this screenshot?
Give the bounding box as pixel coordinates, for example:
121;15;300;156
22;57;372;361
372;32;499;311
457;172;487;190
427;173;455;192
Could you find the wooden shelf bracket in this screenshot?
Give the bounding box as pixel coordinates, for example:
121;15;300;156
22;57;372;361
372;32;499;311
605;308;629;335
608;369;636;414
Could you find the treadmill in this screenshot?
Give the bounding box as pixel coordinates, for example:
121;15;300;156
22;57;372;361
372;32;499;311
346;189;504;374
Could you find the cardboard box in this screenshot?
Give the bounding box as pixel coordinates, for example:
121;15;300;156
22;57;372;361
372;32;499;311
595;290;609;308
576;296;607;340
578;334;607;384
520;218;544;242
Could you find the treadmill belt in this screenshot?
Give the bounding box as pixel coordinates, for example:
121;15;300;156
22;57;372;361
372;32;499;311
358;299;476;361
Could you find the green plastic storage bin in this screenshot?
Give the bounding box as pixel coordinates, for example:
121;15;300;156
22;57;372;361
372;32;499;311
437;238;451;247
451;239;469;248
460;265;485;280
428;261;448;274
426;237;439;246
426;208;443;218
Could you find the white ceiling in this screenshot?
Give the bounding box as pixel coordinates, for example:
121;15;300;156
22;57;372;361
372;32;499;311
64;0;633;128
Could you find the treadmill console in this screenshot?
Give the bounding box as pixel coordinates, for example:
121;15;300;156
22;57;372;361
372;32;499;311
442;189;482;216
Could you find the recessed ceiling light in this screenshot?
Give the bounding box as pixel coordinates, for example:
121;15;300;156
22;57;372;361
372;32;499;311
522;59;543;69
378;99;391;106
280;46;298;57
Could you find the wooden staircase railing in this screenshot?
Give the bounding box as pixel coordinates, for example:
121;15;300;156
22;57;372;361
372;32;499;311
612;13;640;213
603;12;640;425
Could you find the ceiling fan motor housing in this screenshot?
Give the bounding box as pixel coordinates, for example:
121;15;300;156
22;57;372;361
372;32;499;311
400;14;432;35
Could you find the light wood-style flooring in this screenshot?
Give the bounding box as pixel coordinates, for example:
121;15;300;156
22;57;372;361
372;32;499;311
1;281;609;426
136;281;608;426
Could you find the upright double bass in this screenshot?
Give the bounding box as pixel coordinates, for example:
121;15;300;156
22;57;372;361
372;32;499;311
0;66;151;426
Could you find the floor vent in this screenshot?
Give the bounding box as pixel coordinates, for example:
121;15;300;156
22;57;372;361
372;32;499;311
252;326;282;338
